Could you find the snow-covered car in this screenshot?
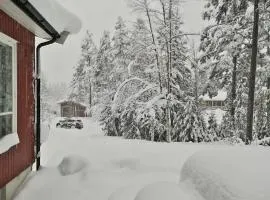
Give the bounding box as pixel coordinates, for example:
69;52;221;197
56;118;83;129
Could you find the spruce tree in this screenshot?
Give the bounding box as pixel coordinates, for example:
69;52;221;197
206;113;219;142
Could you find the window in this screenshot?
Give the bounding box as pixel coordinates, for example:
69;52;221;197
213;101;219;107
206;101;212;107
0;32;18;153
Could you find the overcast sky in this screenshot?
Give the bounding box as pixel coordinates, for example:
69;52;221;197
41;0;206;84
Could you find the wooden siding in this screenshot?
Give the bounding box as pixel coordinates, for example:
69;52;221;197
0;10;35;188
60;102;86;118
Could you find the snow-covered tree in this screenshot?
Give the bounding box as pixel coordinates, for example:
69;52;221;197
70;31;97;107
70;60;87;103
174;98;206;142
41;73;52;122
93;31;114;104
206;113;219;142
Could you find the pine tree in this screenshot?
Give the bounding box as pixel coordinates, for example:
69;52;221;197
94;31;114;104
40;73;53;122
70;31;97;106
81;31;97;108
206;113;219;142
175;98;206;142
129;18;157;82
70;59;87;103
111;17;132;84
255;91;268;140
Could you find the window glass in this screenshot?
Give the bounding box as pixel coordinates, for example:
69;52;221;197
0;40;13;139
213;101;218;106
0;115;12;138
0;41;13;113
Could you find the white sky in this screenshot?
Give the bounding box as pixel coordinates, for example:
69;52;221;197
41;0;206;84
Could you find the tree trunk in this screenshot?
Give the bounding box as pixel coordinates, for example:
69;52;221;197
246;0;259;144
194;61;199;110
267;77;270;136
165;0;173;143
89;82;92;108
144;1;162;93
168;0;172;94
88;82;92;117
231;56;237;131
159;0;172;142
160;0;171;92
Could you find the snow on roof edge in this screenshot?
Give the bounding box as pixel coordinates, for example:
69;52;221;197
57;99;87;107
200;90;227;101
28;0;82;36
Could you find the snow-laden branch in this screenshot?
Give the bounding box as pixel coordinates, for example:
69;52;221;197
112;77;149;112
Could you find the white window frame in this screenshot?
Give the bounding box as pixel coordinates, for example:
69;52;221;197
0;32;19;154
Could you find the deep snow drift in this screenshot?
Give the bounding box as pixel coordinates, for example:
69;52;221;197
134;182;202;200
181;148;270;200
14;118;270;200
14;118;209;200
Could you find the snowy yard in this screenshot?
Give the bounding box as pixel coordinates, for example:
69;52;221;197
14;118;270;200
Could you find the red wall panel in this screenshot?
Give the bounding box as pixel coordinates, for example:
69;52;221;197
0;10;35;188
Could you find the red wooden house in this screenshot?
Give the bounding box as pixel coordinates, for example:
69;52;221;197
0;1;80;199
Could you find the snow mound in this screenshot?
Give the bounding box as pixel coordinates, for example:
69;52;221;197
112;158;141;170
134;182;193;200
57;155;88;176
180;147;270;200
0;132;19;154
109;185;142;200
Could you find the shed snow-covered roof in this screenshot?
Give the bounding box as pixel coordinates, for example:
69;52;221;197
200;90;227;101
0;0;81;41
57;100;87;108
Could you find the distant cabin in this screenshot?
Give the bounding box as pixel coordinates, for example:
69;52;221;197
58;100;87;118
200;90;227;109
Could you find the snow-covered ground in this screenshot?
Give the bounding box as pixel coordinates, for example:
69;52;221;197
181;147;270;200
14;118;270;200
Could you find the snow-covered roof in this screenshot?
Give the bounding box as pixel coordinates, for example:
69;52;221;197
57;99;87;108
0;0;81;42
28;0;81;35
200;90;227;101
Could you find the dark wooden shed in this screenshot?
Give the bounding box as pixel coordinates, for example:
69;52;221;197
58;100;87;118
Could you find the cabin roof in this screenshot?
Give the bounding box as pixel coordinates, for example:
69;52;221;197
57;100;87;108
200;90;227;101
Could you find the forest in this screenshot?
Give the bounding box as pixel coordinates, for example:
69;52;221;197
49;0;270;144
